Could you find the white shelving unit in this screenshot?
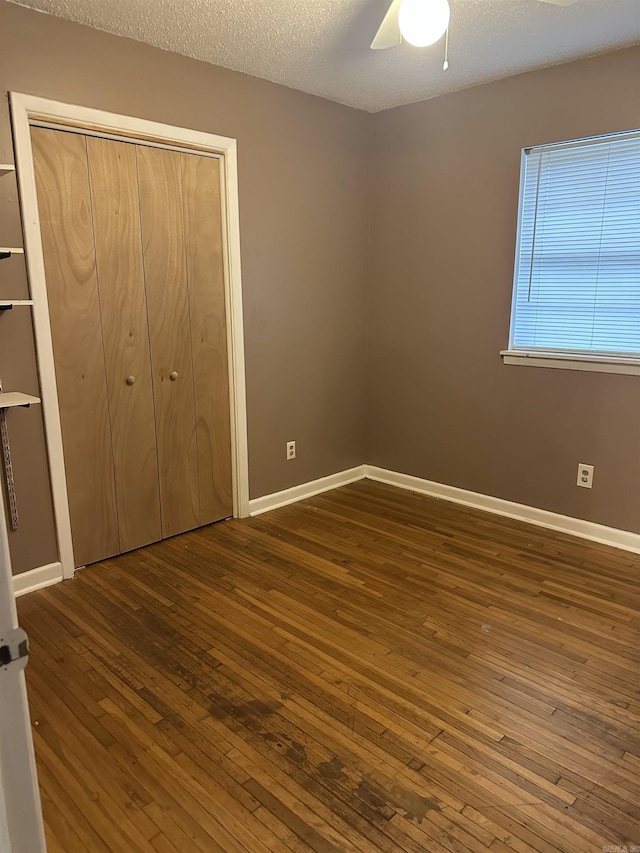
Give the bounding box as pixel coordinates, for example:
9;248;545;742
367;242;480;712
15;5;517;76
0;157;42;543
0;393;40;409
1;163;27;279
1;158;37;405
0;149;45;841
0;162;22;259
0;301;34;311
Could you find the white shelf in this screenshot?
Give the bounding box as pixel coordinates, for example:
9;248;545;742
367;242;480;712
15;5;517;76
0;301;34;309
0;392;41;409
0;248;24;254
0;164;16;176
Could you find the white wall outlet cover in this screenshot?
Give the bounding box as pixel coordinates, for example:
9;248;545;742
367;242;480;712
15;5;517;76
577;463;594;489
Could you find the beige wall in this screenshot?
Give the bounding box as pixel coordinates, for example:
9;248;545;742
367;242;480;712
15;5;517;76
0;0;369;573
368;47;640;534
1;2;638;576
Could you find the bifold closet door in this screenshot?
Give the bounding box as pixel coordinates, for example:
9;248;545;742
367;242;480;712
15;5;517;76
85;136;162;552
181;153;233;524
136;146;200;538
31;127;120;566
33;129;233;563
137;147;233;536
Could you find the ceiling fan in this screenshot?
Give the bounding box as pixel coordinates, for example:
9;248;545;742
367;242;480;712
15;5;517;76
371;0;578;51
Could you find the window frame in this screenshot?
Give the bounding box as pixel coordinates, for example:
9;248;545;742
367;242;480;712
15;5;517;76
502;129;640;376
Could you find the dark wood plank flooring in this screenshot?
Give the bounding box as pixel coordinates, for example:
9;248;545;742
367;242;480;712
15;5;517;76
17;480;640;852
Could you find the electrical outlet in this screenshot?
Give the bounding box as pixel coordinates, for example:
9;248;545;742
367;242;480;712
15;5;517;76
577;463;594;489
286;440;296;460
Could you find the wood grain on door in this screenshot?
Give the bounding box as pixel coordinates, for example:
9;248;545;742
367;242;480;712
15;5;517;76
136;145;200;538
180;154;233;525
31;127;120;567
86;136;162;552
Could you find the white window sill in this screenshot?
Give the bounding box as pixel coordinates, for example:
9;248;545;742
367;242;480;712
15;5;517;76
500;350;640;376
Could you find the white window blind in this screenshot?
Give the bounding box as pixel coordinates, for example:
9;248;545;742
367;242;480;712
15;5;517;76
509;130;640;358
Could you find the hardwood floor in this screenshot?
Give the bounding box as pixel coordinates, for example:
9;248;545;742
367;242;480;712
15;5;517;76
17;480;640;852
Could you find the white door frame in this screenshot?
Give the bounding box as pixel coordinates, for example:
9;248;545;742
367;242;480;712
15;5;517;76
10;93;250;580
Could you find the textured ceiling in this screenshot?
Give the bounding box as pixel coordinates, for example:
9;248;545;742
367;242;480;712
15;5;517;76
9;0;640;111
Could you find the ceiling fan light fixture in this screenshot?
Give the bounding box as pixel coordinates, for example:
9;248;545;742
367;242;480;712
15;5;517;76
398;0;450;47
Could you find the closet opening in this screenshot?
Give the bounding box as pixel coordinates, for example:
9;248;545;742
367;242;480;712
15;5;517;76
10;94;249;583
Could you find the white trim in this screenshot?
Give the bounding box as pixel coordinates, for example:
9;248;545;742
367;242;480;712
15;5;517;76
248;466;367;516
218;138;250;519
13;97;239;154
501;350;640;376
365;466;640;555
11;97;76;579
10;93;250;580
12;563;63;597
15;462;640;598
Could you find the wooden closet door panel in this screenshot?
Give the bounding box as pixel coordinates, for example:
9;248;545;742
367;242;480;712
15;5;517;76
181;154;233;525
86;136;162;552
31;127;119;566
136;145;199;538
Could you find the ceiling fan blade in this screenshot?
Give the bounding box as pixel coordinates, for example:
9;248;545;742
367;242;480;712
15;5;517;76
370;0;404;49
536;0;578;6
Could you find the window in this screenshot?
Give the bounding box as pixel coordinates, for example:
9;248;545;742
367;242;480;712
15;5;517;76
503;130;640;374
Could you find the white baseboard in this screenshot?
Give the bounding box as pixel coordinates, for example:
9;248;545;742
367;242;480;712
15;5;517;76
248;465;367;516
14;464;639;599
366;466;640;555
12;561;63;597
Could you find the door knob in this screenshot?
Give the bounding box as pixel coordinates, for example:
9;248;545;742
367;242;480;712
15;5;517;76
125;375;136;386
169;371;179;381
